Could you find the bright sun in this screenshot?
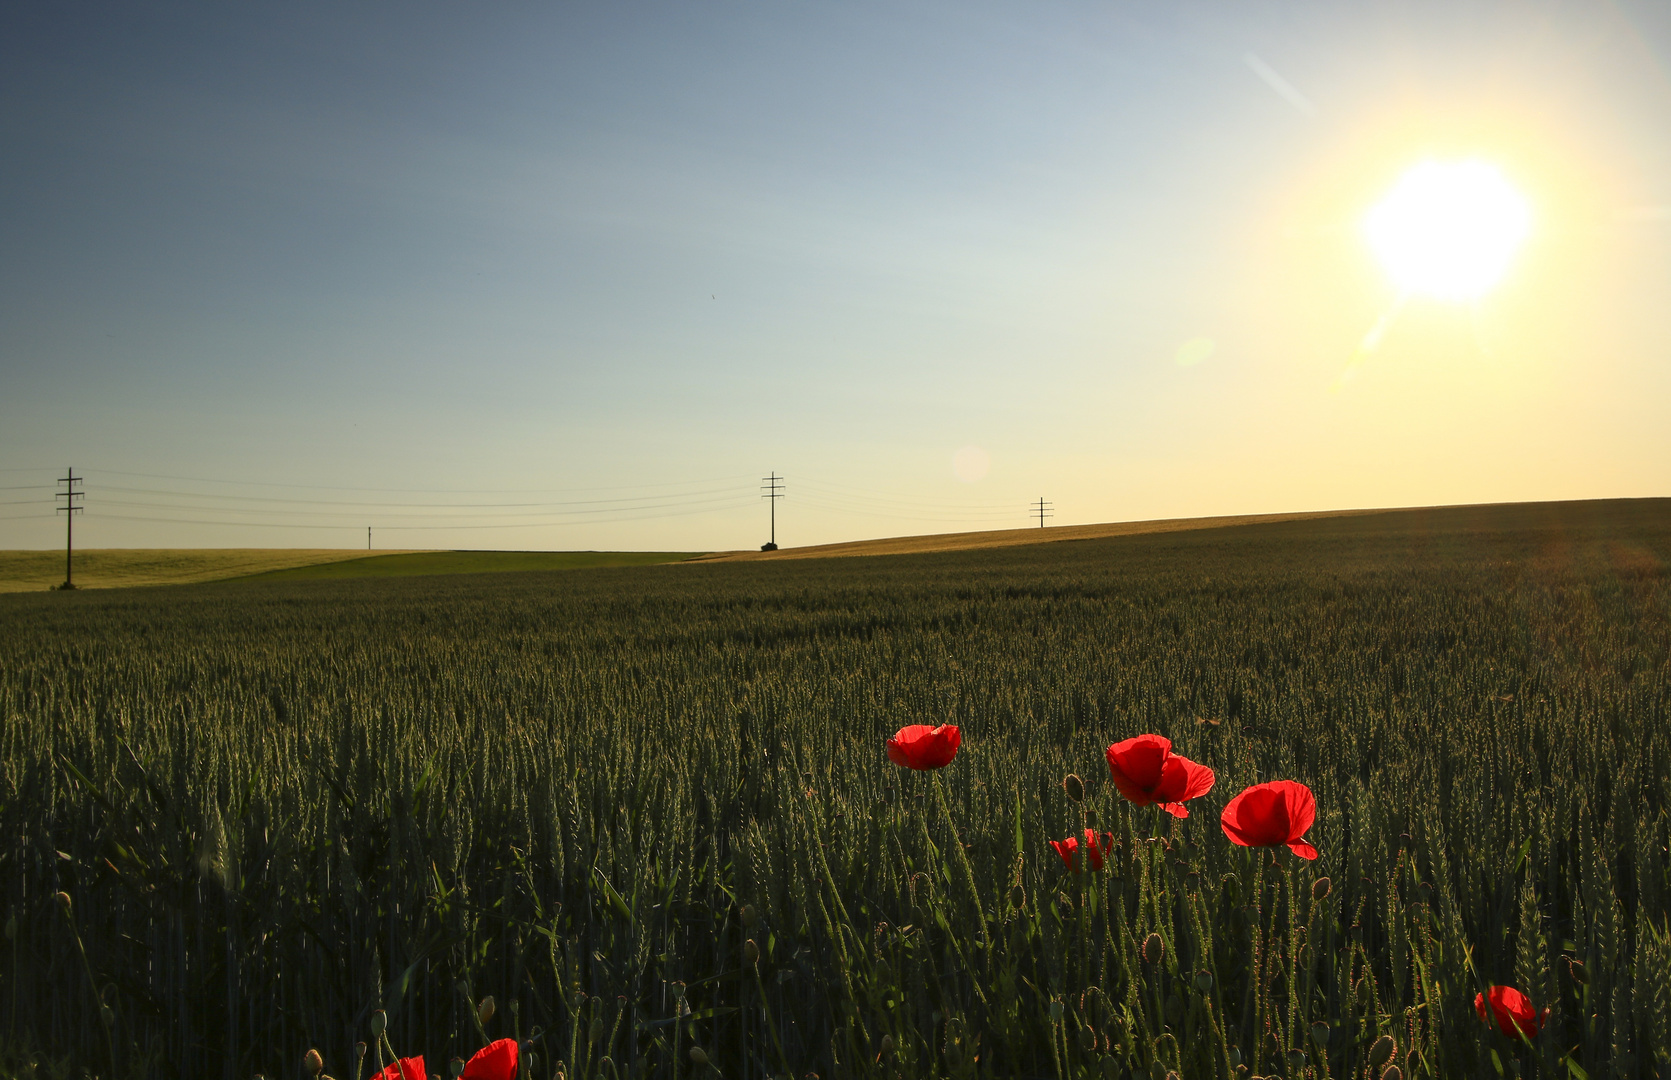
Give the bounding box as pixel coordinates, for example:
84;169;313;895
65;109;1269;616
1365;160;1531;301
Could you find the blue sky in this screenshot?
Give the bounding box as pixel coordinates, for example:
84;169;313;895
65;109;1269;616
3;2;1668;550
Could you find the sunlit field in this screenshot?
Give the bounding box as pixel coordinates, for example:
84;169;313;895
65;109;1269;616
0;549;406;594
2;499;1668;1080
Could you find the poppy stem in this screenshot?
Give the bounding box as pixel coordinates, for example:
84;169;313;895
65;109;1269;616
932;773;990;951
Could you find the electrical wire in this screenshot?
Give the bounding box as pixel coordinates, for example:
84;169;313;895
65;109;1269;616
90;483;749;510
0;467;1045;538
85;467;756;495
86;492;755;522
89;497;754;530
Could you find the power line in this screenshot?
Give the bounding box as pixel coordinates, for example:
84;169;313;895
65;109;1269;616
760;473;784;551
86;467;754;495
87;497;758;531
795;476;1018;510
55;468;84;589
84;492;753;520
1033;497;1053;528
89;483;749;510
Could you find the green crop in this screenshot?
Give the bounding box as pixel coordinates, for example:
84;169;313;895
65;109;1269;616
0;500;1666;1079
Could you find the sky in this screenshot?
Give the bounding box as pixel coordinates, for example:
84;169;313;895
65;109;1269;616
2;1;1668;551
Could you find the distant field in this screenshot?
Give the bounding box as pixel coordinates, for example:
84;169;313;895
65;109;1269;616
693;497;1670;561
0;549;706;591
0;548;404;593
691;506;1393;560
241;549;704;580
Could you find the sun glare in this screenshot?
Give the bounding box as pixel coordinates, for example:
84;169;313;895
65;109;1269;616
1365;160;1530;301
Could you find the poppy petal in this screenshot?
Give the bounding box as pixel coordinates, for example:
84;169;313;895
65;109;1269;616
1107;768;1156;806
887;724;961;770
1287;840;1318;860
1160;802;1190;819
1153;756;1191;801
1106;735;1171;795
377;1058;426;1080
462;1038;519;1080
1281;782;1317;841
1177;756;1216;800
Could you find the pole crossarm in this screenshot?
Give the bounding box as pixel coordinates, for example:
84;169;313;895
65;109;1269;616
760;473;785;550
56;468;84;589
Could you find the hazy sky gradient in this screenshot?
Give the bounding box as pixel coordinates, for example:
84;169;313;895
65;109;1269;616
3;2;1668;550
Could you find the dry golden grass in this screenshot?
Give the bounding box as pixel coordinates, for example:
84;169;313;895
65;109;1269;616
0;549;411;593
690;506;1392;562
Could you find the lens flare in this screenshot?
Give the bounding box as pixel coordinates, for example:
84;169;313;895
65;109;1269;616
951;445;990;483
1365;161;1530;301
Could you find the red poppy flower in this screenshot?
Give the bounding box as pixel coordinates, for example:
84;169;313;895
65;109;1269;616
1049;829;1114;872
1475;985;1547;1039
886;725;961;770
1220;780;1318;859
462;1038;519;1080
376;1057;425;1080
1104;735;1215;817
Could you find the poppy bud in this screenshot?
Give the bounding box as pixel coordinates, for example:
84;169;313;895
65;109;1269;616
690;1046;708;1065
450;1058;465;1078
1287;1048;1307;1071
1381;1068;1403;1080
1101;1058;1118;1078
305;1049;324;1075
589;1018;604;1043
671;980;686;1000
369;1010;386;1037
1143;933;1165;965
1063;774;1086;803
1009;884;1026;908
100;1005;114;1028
599;1058;613;1072
741;904;758;927
1048;1000;1064;1022
55;892;71;911
1165;1073;1181;1080
1227;1046;1242;1067
1194;970;1213;992
1369;1035;1396;1067
1310;1021;1330;1046
555;1062;567;1080
744;939;759;964
3;914;14;941
1311;877;1332;901
477;996;495;1026
1078;1027;1096;1051
1567;958;1589;985
879;1035;895;1058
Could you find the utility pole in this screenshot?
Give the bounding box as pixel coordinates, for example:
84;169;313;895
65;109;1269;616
761;473;784;551
1033;497;1052;528
368;526;372;550
56;467;84;590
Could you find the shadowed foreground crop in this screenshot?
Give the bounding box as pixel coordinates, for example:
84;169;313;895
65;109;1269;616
1;500;1667;1079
